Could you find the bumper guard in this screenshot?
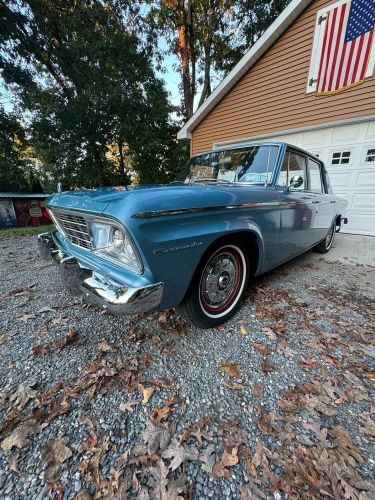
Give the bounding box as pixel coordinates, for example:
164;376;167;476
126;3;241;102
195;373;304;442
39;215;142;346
37;232;163;314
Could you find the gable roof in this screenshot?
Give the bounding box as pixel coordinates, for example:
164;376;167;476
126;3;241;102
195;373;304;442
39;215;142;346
177;0;314;140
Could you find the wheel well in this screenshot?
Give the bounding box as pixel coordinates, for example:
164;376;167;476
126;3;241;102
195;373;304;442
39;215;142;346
335;214;342;232
181;231;260;304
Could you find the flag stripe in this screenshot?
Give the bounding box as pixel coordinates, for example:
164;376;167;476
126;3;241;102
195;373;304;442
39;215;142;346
321;7;339;91
316;0;375;94
328;3;348;91
360;28;374;79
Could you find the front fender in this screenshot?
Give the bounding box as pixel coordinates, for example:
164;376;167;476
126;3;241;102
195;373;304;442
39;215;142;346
125;210;269;309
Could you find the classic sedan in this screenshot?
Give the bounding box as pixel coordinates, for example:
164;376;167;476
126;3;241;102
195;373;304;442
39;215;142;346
38;142;348;328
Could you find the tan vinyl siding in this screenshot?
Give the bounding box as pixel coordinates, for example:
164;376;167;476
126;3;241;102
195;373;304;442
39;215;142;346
191;0;375;155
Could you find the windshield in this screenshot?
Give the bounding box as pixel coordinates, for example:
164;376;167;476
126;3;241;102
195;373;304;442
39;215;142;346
177;145;280;184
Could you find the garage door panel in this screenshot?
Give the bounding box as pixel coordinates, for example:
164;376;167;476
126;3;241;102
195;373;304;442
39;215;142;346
352;193;375;209
342;212;375;236
329;171;352;187
331;124;359;144
356;171;375;187
365;122;375;140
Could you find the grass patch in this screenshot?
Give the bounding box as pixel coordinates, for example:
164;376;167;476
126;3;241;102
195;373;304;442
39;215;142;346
0;224;55;239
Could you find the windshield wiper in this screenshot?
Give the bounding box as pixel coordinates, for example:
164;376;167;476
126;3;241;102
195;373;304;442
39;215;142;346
192;178;232;184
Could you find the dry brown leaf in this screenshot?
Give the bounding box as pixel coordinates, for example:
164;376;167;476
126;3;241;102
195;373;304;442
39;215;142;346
179;416;213;447
142;387;155;404
149;396;179;428
359;413;375;439
161;438;200;471
0;331;14;346
142;421;173;454
42;437;72;484
119;399;138;413
240;325;249;336
218;361;241;378
148;459;186;499
82;434;98;452
221;380;245;391
1;422;48;451
212;445;239;478
262;327;276;340
239;480;266;499
252;383;264;398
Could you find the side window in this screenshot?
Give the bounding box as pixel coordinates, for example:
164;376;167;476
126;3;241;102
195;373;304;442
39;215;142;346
278;151;307;190
308;158;324;193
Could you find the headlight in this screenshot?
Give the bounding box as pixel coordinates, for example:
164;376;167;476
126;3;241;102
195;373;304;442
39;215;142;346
91;222;142;273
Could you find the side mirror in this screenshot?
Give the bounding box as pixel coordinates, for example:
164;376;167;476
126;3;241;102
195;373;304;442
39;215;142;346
288;175;303;190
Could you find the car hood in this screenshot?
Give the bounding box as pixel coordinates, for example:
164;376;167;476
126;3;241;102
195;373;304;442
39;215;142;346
46;183;276;217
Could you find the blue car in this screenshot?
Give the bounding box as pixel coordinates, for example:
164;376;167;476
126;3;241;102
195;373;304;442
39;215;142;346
39;142;348;328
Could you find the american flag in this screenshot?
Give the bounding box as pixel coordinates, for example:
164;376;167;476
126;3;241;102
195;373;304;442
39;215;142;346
316;0;375;95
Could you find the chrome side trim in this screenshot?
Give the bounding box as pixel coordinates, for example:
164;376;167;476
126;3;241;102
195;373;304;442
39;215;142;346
131;200;304;218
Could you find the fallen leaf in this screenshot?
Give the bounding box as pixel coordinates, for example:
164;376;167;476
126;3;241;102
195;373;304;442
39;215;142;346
0;332;14;346
8;384;37;411
239;480;266;499
119;399;138;413
149;396;179;428
221;380;245;391
148;460;186;499
212;445;238;478
142;387;155;404
42;437;72;484
161;438;200;471
179;416;213;447
218;361;241;378
240;325;248;336
142;421;173;454
359;412;375;438
1;422;48;451
252;383;264;398
262;327;276;340
82;434;98;452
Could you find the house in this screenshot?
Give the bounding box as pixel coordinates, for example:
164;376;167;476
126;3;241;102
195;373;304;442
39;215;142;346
178;0;375;237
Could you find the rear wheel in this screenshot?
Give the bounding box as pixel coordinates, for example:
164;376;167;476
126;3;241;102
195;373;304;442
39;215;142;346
177;242;250;328
313;223;335;254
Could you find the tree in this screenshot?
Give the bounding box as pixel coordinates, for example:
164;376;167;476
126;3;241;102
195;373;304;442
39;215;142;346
0;0;187;189
0;108;30;192
145;0;291;120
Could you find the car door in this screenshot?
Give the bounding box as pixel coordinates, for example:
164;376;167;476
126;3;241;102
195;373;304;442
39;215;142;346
307;157;335;242
277;149;320;261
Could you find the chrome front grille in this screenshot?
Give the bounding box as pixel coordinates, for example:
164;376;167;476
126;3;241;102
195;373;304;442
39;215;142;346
52;209;92;249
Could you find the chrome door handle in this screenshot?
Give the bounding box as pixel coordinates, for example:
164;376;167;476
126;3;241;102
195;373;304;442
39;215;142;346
330;200;336;204
311;200;320;204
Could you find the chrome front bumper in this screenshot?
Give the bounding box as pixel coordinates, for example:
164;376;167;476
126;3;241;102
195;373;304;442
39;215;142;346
37;232;163;314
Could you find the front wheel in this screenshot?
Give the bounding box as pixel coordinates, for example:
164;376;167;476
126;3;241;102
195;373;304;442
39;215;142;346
313;223;335;254
177;242;250;328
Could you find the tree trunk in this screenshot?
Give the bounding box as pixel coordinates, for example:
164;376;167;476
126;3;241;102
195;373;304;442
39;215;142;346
118;138;129;185
176;0;195;121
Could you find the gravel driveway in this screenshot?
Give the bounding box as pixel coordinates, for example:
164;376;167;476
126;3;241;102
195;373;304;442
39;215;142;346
0;234;374;499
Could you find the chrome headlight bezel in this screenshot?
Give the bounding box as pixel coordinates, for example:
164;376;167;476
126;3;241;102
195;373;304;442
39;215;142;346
90;219;143;274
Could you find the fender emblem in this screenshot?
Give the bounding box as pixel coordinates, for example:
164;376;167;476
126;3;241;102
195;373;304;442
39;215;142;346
153;241;204;255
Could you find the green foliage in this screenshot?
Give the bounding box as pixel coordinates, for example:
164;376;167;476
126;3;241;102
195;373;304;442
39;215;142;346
0;0;187;189
0;108;30;192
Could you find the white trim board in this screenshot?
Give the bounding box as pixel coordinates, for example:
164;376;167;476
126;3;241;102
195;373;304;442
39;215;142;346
212;115;375;149
177;0;314;140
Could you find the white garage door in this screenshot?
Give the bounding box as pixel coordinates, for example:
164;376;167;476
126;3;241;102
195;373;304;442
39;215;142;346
218;119;375;236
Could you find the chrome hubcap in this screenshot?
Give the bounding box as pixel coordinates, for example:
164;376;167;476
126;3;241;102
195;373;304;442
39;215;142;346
202;255;237;306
